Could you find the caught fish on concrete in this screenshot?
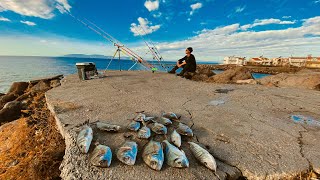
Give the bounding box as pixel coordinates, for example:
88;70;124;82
159;117;172;126
77;125;93;154
162;112;180;120
142;140;164;171
134;113;146;122
90;145;112;168
188;142;217;172
117;141;138;166
96;122;121;132
138;125;151;139
176;123;193;137
127;120;140;131
170;129;181;148
150;122;167;135
144;116;156;122
163;140;189;168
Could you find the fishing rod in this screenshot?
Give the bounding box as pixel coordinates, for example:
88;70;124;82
67;12;153;70
135;26;168;71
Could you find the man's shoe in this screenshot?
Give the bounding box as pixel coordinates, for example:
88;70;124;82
168;70;175;74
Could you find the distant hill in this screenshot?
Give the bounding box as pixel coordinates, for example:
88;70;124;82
63;54;131;60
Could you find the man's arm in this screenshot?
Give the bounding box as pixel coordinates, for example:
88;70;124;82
177;56;187;66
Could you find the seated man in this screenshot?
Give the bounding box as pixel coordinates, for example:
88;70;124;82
168;47;197;77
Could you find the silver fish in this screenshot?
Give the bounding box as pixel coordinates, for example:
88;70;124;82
77;125;93;154
159;117;172;126
176;123;193;137
144;116;156;122
171;129;181;148
96;122;121;132
188;142;217;172
90;145;112;168
162;112;179;120
134;113;146;122
117;141;138;166
127;120;140;131
142;140;164;171
138;125;151;139
151;122;167;135
163;140;189;168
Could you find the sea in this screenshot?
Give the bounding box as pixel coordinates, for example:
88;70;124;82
0;56;270;93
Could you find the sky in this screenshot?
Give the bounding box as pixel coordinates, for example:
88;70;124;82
0;0;319;62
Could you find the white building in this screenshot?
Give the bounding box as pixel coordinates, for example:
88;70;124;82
223;56;246;65
288;57;308;67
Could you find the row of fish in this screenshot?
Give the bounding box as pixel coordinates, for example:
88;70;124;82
76;112;217;173
127;112;193;139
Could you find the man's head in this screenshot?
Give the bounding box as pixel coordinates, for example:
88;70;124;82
185;47;193;54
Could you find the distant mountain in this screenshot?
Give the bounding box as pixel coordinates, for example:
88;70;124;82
63;54;131;60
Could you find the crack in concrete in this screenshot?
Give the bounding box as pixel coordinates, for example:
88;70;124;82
297;125;314;173
181;98;245;179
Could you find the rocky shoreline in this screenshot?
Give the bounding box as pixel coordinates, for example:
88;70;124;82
0;75;65;179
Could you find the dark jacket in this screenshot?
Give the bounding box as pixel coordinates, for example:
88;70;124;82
179;54;197;72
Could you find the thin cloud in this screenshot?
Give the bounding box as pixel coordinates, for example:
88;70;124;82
144;0;160;12
0;16;10;22
282;16;291;19
20;20;36;26
314;0;320;4
190;3;202;15
235;5;246;13
0;0;71;19
241;18;296;30
130;17;161;36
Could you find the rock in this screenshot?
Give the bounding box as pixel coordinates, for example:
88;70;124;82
29;74;63;84
29;81;51;92
197;67;215;77
50;79;61;88
207;67;253;84
7;82;29;95
236;79;257;85
0;93;5;97
258;71;320;90
0;101;22;123
0;93;17;109
190;67;216;82
192;74;210;81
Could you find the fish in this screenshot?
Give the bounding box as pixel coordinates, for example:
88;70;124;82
134;113;146;122
158;117;173;126
117;141;138;166
170;130;181;147
162;140;189;168
127;120;140;131
76;125;93;154
176;123;193;137
150;122;167;135
96;122;121;132
162;112;180;120
144;116;156;122
138;125;151;139
142;140;164;171
90;145;112;168
188;142;217;172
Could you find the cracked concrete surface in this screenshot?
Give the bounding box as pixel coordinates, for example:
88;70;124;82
46;71;320;180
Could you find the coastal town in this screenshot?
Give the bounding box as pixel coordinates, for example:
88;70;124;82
223;55;320;68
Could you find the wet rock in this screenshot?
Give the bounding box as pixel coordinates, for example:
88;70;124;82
258;71;320;90
7;82;29;95
50;79;61;88
207;67;253;84
0;93;17;109
0;101;22;123
29;80;51;92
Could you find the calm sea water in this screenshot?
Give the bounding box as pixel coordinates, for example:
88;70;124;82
0;56;219;93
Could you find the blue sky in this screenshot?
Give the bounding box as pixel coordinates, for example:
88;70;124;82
0;0;319;61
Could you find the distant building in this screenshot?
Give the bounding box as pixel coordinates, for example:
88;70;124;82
223;56;246;65
306;61;320;68
272;57;289;66
248;56;269;66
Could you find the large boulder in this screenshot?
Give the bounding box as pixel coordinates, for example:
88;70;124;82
29;80;51;93
7;82;29;95
207;67;253;83
0;101;22;123
258;71;320;90
0;93;5;97
190;66;216;81
0;93;17;109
